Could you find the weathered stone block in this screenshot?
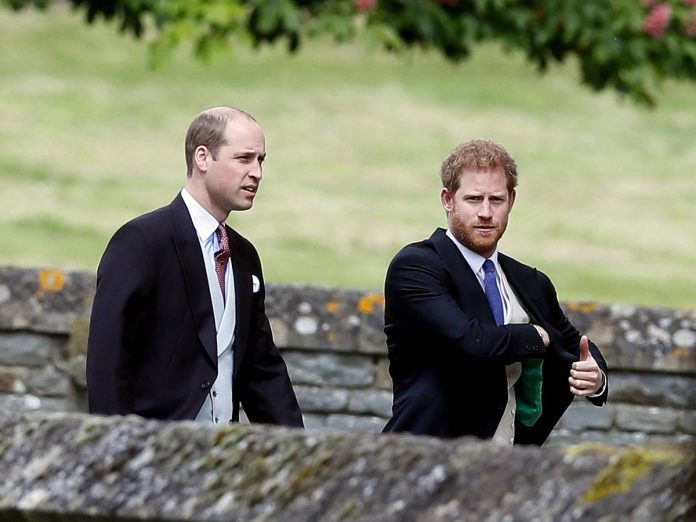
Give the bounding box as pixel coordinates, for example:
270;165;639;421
0;368;28;394
266;285;386;353
678;410;696;435
294;385;349;413
301;413;327;430
564;302;696;373
284;351;375;387
560;400;615;432
545;429;691;449
0;412;693;522
609;372;696;409
347;389;393;418
0;266;94;333
326;413;387;433
615;405;680;434
24;366;72;397
56;354;87;390
0;393;70;413
0;332;64;366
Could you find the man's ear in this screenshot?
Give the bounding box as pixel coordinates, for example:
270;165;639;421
441;187;454;212
194;145;209;173
508;189;516;211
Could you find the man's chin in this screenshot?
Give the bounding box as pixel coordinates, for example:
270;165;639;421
466;238;498;258
230;200;254;212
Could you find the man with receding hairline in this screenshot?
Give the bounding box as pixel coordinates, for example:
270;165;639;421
382;139;607;444
87;106;303;427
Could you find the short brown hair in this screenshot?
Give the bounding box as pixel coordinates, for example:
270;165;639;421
440;139;518;193
184;106;257;176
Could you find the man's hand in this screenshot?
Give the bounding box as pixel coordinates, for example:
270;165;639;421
569;335;603;396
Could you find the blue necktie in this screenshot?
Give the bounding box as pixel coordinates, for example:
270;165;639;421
484;260;543;427
483;259;504;326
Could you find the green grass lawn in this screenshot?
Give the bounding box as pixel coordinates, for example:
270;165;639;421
1;4;695;309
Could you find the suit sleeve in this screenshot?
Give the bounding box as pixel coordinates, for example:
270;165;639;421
537;270;609;405
386;247;546;365
238;262;304;428
86;223;155;415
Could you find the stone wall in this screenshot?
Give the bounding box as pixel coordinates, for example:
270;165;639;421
0;266;694;446
1;411;694;522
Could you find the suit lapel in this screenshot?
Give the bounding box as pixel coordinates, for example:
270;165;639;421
430;228;495;324
228;227;252;378
169;194;217;365
497;254;544;323
499;253;577;363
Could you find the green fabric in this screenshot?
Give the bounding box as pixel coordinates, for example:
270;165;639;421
515;359;544;426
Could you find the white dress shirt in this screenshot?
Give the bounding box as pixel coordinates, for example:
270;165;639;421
181;188;236;425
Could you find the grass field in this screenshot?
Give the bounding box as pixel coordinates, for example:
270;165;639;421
1;4;695;309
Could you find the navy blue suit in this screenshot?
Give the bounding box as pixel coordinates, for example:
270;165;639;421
87;194;303;427
382;228;607;444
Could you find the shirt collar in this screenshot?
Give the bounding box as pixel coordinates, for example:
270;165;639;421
180;188;221;244
445;228;500;275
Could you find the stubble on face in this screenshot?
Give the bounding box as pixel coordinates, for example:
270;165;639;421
449;206;508;258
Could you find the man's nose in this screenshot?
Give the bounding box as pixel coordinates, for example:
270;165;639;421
478;200;492;218
249;162;263;180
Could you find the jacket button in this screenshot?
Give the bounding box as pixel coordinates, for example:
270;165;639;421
201;381;211;390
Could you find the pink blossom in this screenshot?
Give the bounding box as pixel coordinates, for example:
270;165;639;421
643;3;672;38
684;0;696;7
355;0;376;12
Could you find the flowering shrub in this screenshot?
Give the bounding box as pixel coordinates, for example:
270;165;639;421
644;3;672;38
4;0;696;105
355;0;375;12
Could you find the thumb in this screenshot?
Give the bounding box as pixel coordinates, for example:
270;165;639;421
579;335;590;361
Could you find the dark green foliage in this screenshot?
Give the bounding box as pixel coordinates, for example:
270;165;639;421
4;0;696;105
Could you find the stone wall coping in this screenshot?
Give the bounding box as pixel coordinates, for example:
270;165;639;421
0;411;693;521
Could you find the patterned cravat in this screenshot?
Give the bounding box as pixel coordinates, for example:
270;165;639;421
215;224;230;301
483;259;504;326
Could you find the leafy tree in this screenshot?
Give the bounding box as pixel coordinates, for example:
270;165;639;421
4;0;696;105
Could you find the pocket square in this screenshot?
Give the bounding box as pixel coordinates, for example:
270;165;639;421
252;274;260;293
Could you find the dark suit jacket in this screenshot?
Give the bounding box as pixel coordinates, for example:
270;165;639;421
86;194;303;427
382;228;608;444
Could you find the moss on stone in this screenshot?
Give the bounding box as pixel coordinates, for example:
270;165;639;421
73;417;103;446
67;317;90;358
581;447;685;504
337;499;358;520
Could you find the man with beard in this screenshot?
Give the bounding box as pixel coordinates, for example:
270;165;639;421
382;139;608;445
